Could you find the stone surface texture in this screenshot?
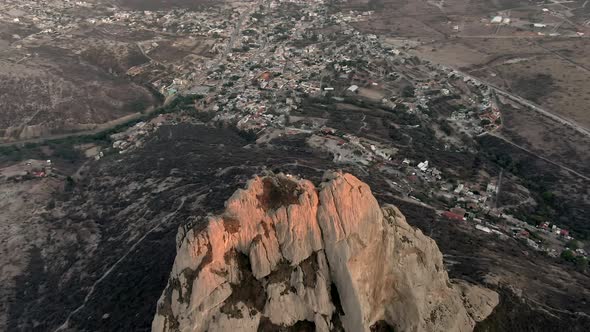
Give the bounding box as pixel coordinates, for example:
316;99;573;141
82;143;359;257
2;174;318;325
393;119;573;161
152;172;498;332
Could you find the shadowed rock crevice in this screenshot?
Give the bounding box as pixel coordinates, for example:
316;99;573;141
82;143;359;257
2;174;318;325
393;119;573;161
257;316;316;332
330;283;345;332
300;251;319;288
220;252;266;316
370;320;396;332
257;176;302;210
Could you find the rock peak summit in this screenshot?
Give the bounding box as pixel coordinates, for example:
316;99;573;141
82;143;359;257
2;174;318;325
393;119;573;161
153;172;497;332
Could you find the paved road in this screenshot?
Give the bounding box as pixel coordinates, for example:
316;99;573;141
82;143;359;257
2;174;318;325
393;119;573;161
214;3;256;89
495;168;503;209
454;34;589;39
0;107;155;148
455;69;590;138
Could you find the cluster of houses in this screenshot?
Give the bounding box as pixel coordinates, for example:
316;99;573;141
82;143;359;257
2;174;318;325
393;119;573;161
435;182;583;260
110;114;169;154
0;159;53;182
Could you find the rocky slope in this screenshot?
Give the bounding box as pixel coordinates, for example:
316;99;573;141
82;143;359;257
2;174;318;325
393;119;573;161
153;172;498;332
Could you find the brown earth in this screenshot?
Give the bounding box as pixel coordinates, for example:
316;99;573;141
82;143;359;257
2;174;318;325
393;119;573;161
115;0;218;11
0;45;157;143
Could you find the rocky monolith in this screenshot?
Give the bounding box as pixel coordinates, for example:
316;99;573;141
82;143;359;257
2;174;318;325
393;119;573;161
152;172;498;332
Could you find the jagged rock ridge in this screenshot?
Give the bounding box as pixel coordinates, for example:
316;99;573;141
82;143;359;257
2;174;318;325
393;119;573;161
152;172;498;331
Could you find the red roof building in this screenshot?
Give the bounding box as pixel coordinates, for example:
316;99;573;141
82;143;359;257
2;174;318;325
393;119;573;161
442;211;465;221
259;72;272;81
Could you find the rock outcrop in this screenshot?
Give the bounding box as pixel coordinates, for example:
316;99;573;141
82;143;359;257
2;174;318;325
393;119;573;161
152;172;498;332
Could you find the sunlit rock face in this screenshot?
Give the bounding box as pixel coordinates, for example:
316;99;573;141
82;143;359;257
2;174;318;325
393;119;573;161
152;172;498;332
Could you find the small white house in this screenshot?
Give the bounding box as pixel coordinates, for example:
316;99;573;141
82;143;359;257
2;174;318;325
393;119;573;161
417;161;429;172
347;85;359;93
476;225;492;233
491;16;503;24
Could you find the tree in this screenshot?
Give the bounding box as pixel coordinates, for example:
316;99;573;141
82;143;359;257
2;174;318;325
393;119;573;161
235;128;257;142
561;249;575;262
575;257;589;272
566;239;582;250
64;176;75;192
402;85;415;98
128;99;149;112
440;120;453;135
51;143;82;162
542;191;555;205
46;200;56;210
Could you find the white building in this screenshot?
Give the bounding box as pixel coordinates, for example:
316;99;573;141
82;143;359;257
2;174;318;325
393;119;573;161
417;161;429;172
491;16;503;24
486;183;497;193
476;225;492;233
347;85;359;93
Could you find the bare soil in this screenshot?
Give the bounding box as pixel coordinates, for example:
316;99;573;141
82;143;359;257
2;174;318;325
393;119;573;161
0;46;157;143
115;0;217;11
497;99;590;177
